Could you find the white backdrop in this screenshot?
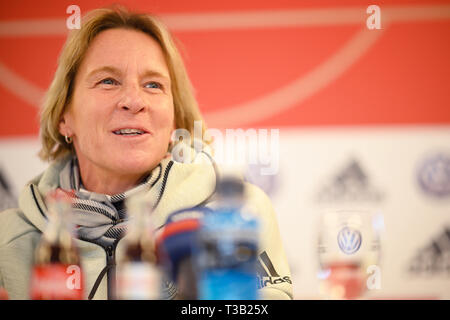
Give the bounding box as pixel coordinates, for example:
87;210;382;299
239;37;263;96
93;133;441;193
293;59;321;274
1;125;449;299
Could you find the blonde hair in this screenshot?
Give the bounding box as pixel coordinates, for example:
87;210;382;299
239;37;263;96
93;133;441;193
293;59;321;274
39;6;206;161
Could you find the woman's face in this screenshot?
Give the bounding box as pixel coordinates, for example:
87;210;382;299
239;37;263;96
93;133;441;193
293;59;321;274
59;28;175;179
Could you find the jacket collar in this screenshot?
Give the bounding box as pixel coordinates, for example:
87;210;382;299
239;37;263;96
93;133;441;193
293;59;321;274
18;148;219;236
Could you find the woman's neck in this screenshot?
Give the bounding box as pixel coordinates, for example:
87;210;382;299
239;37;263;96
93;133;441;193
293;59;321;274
77;159;146;195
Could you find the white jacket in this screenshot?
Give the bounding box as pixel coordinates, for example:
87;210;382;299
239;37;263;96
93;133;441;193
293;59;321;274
0;152;293;300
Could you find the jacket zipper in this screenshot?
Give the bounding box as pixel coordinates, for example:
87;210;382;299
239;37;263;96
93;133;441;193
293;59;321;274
105;241;119;300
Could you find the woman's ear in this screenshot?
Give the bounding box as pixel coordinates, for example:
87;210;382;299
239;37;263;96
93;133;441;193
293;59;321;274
58;110;72;137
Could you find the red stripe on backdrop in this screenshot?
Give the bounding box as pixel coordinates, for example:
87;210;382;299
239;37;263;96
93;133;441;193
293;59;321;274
0;1;449;136
245;20;450;128
0;37;64;88
1;1;449;20
0;86;39;136
179;26;360;114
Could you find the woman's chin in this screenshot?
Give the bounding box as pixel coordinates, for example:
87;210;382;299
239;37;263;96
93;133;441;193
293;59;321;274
111;155;160;176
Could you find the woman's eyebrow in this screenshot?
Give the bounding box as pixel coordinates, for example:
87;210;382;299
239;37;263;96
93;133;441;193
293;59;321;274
86;66;170;82
86;65;122;80
141;69;170;82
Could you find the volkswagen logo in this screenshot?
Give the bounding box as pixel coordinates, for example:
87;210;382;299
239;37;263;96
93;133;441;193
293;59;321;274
337;227;362;255
417;153;450;198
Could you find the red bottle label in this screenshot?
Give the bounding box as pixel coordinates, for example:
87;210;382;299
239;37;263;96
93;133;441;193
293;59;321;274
0;287;9;300
30;264;84;300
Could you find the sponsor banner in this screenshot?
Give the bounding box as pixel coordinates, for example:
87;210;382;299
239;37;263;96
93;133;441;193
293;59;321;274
0;137;47;199
270;126;450;299
2;126;450;299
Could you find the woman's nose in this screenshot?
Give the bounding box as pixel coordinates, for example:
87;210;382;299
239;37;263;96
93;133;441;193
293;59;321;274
117;85;147;113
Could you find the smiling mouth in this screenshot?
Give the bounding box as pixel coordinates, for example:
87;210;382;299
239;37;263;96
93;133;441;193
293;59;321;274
113;128;147;136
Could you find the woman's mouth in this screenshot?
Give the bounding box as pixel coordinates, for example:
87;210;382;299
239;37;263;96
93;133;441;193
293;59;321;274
113;128;147;136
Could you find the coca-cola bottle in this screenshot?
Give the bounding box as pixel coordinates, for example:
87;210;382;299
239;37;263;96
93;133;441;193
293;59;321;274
0;287;8;300
30;190;84;300
116;194;162;300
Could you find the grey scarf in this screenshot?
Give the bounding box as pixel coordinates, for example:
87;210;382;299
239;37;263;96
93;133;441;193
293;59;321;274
58;157;165;247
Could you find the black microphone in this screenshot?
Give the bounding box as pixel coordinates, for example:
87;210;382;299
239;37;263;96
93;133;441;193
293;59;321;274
155;207;210;299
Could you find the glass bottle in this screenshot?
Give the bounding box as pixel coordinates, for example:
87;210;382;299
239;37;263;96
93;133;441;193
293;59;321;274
116;194;162;300
30;190;84;300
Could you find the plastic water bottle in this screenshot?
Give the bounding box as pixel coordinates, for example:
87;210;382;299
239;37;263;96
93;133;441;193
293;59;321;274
194;176;260;300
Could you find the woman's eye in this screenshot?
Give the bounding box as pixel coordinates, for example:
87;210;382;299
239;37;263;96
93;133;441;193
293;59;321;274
145;82;162;89
99;78;118;85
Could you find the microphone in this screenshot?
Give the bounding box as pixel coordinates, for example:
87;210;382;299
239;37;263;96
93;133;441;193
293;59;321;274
155;207;209;299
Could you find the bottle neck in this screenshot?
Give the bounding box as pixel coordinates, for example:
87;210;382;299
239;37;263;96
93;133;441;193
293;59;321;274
124;208;156;263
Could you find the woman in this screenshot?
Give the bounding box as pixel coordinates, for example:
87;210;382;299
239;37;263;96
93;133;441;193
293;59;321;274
0;6;292;300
